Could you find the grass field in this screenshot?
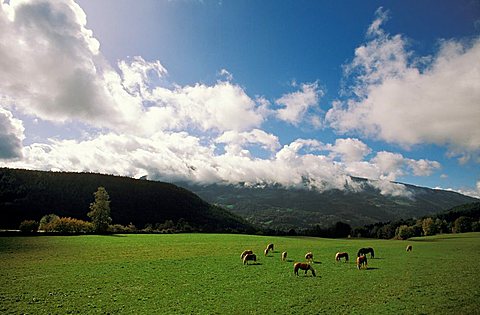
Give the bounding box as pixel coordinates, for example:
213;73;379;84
1;233;479;314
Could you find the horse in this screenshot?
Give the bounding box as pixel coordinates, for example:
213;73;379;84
356;255;368;270
281;251;287;261
294;262;316;277
264;243;274;256
243;253;257;265
241;250;253;260
357;247;375;258
305;252;314;262
406;245;412;252
335;252;349;262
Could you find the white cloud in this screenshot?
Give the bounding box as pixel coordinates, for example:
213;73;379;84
218;68;233;81
275;82;322;125
0;132;441;198
215;129;280;156
118;56;168;97
0;108;25;159
326;138;372;162
0;1;267;137
326;8;480;158
435;181;480;199
0;0;120;125
147;82;265;132
369;179;413;198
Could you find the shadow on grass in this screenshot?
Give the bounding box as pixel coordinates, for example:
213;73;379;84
245;262;262;266
313;261;322;264
366;267;380;270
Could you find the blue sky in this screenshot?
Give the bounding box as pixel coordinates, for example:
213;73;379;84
1;0;479;198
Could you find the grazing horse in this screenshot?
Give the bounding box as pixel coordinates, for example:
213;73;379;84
243;253;257;265
305;252;314;262
264;243;274;256
294;262;316;277
356;255;368;270
406;245;412;252
241;250;253;260
335;252;349;262
357;247;375;258
281;251;287;261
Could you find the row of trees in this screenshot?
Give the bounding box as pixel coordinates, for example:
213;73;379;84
352;203;480;239
18;186;219;234
19;187;112;234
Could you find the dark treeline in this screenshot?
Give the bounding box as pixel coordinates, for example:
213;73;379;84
351;202;480;239
258;203;480;239
1;168;255;234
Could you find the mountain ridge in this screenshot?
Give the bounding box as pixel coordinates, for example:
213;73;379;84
177;177;478;230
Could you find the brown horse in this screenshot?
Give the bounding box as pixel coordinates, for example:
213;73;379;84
241;250;253;259
406;245;412;252
305;252;314;262
243;253;257;265
357;247;374;258
356;255;368;270
335;252;349;262
281;251;287;261
294;262;316;277
264;243;274;256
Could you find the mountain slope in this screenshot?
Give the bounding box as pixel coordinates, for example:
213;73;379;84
177;179;478;230
0;168;254;232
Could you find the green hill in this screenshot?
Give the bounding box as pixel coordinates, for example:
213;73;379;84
0;168;254;233
178;179;478;230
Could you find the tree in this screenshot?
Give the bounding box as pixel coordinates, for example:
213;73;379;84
395;225;414;240
87;187;112;233
422;217;437;236
453;216;472;233
19;220;39;233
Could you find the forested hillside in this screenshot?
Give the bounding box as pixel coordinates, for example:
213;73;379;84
179;179;478;230
0;168;254;233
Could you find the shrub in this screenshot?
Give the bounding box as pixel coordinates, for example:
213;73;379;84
48;217;93;234
39;214;60;231
19;220;39;233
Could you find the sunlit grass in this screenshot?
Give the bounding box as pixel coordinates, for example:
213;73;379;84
1;233;479;314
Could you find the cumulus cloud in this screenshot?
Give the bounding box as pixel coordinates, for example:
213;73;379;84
326;7;480;158
326;138;372;162
0;0;268;136
275;82;323;125
1;134;439;198
146;82;265;132
0;0;122;125
118;56;168;97
0;108;24;159
215;129;280;156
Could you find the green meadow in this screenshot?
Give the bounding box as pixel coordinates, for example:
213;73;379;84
1;233;479;314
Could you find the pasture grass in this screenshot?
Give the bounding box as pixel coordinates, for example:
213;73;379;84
1;232;479;314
